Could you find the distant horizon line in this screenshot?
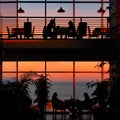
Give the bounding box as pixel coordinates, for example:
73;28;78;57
2;79;95;83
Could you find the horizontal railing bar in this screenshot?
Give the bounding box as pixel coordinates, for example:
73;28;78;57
2;71;108;73
1;16;109;18
0;1;109;4
1;16;110;40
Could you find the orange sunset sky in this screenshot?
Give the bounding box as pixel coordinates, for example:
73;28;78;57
3;61;110;82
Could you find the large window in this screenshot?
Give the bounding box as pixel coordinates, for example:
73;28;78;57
0;0;110;38
2;61;109;101
19;0;109;17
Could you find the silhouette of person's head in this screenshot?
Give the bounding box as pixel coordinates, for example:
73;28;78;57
68;20;74;26
50;19;55;25
68;20;75;29
52;92;58;99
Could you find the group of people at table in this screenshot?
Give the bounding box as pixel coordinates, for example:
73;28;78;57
43;19;87;40
51;92;94;118
10;19;108;40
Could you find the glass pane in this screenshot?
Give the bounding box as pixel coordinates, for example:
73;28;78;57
2;73;17;83
75;81;96;100
76;3;109;17
49;73;73;101
47;3;72;17
75;72;109;82
1;0;16;16
18;3;45;17
48;73;73;82
75;61;109;72
76;73;101;82
3;61;16;71
47;61;73;71
18;61;45;71
50;81;73;101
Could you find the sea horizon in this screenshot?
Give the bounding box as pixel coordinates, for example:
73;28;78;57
29;81;96;105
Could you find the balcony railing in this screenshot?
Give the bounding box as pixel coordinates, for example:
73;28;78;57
0;16;110;40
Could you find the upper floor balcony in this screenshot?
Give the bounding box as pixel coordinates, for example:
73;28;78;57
0;1;115;61
1;16;110;40
0;16;115;61
0;0;110;40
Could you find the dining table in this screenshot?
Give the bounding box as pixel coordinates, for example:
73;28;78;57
11;28;24;39
64;98;82;117
92;27;109;39
55;26;68;39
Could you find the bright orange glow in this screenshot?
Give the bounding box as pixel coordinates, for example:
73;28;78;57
2;61;109;82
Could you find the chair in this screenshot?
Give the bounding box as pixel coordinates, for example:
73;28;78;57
43;26;57;39
51;99;67;119
51;92;68;119
88;26;99;39
24;26;35;39
31;26;35;38
0;34;2;39
68;31;77;39
24;21;35;39
7;27;17;39
51;98;67;112
76;22;87;39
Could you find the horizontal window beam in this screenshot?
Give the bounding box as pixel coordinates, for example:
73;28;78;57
0;1;109;4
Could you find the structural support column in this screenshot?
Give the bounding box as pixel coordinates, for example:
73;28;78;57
0;40;2;84
17;0;18;28
101;0;104;31
73;61;75;99
73;0;75;25
101;61;104;81
16;61;18;81
0;59;2;84
45;0;47;26
0;1;2;84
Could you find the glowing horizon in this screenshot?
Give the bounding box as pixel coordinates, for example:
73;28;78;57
2;61;109;82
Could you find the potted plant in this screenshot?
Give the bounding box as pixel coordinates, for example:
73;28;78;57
86;78;110;120
33;74;52;120
0;74;33;120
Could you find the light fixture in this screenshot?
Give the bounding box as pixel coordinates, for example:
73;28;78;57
97;6;111;14
17;0;25;13
57;0;65;13
57;7;65;13
106;6;112;10
97;7;105;13
17;7;25;13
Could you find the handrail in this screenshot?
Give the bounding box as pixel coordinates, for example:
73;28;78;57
0;1;109;4
1;16;110;40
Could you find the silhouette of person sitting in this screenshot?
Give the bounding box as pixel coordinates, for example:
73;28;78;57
43;19;57;39
51;92;66;111
82;92;92;110
66;20;76;39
